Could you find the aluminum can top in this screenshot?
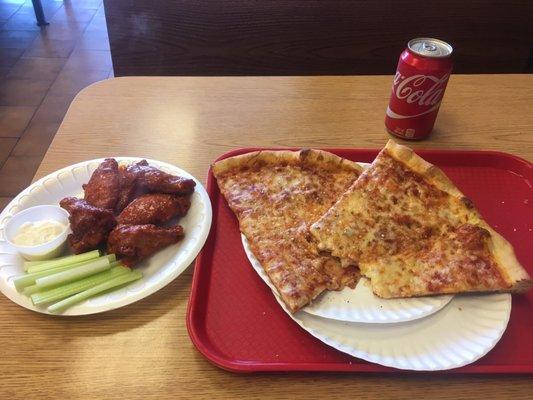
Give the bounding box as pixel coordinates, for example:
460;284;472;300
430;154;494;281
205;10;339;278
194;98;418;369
408;38;453;58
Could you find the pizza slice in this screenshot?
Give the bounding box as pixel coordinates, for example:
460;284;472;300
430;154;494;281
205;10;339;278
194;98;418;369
311;140;531;298
213;149;363;312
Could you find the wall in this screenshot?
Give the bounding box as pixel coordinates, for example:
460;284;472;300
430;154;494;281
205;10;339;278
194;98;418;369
104;0;533;76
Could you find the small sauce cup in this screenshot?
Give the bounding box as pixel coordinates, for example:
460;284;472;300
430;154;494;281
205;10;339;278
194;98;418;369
5;205;70;261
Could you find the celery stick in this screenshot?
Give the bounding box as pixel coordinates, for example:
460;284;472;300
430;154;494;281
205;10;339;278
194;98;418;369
35;257;111;289
23;251;107;269
48;271;143;313
15;263;83;291
15;257;117;291
27;254;114;275
16;255;114;291
31;265;130;305
23;253;75;270
26;251;108;274
24;250;101;271
19;261;123;295
26;250;101;273
23;284;43;296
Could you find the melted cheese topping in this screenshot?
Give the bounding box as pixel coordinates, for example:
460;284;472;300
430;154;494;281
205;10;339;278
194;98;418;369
215;154;361;312
311;150;508;298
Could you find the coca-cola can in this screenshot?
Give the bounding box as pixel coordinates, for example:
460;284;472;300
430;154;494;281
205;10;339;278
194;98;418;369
385;38;453;140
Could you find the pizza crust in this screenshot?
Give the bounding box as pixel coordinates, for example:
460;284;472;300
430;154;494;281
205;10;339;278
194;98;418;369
383;140;465;198
213;148;363;176
488;229;531;293
383;139;531;293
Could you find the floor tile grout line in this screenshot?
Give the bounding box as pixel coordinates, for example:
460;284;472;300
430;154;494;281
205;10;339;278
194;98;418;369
17;2;67;60
1;2;66;68
0;137;17;171
0;0;108;194
50;2;103;64
10;1;105;128
2;2;103;172
2;0;59;31
0;2;24;28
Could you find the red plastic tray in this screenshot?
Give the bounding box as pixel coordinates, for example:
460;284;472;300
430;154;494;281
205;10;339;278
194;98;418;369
187;147;533;373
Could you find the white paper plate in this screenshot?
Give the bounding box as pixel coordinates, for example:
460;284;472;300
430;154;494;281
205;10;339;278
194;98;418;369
0;157;212;316
303;278;452;323
241;235;453;323
243;235;511;371
296;294;511;371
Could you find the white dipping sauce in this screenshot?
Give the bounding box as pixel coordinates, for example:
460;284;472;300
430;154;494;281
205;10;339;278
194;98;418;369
12;220;66;246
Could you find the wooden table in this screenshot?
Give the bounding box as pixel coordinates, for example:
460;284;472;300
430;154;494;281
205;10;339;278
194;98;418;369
2;75;532;399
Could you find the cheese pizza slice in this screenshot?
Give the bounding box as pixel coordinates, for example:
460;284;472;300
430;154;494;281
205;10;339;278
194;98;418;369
311;140;531;298
213;149;363;312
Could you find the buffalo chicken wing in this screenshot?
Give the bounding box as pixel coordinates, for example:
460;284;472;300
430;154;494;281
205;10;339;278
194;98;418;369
126;160;196;195
107;224;184;267
115;164;138;213
61;159;193;264
117;193;190;225
60;197;117;254
83;158;120;210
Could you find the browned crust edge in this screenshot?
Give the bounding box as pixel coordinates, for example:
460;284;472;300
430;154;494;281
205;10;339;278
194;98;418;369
383;140;465;198
213;148;363;177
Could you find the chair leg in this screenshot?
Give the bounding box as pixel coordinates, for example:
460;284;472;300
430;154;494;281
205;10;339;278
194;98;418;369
32;0;49;26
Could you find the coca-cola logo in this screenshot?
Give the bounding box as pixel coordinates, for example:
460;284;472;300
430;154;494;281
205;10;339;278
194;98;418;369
392;72;449;107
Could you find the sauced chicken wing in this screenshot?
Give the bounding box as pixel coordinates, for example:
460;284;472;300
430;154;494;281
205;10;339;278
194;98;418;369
107;224;184;267
83;158;120;210
117;193;190;225
115;164;138;213
125;160;196;195
59;197;116;254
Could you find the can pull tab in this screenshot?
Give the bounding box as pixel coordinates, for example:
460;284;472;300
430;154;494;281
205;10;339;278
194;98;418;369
408;37;453;57
423;42;437;52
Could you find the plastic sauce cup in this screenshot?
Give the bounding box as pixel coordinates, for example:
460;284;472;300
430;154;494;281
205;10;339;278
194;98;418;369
5;205;70;261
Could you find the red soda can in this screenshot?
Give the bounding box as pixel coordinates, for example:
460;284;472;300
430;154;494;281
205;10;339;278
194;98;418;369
385;38;453;140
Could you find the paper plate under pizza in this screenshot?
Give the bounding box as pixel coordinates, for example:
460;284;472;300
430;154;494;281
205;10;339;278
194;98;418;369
241;235;453;323
242;234;511;371
212;143;528;371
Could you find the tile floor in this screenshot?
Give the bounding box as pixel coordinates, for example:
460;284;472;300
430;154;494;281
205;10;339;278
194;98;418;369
0;0;112;211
